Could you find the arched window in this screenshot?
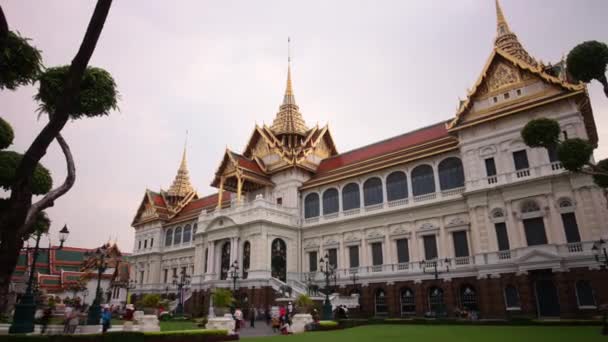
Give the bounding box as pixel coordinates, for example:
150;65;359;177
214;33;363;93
192;223;198;241
182;224;192;243
576;281;596;307
271;239;287;282
322;188;339;215
387;171;408;201
173;227;182;245
242;241;251;280
304;193;320;218
400;288;415;315
438;157;465;190
220;241;231;280
459;285;478;310
558;198;574;208
342;183;361;211
503;285;520;309
428;287;445;316
165;229;173;246
491;208;505;220
375;289;388;316
363;177;383;206
412;165;435;196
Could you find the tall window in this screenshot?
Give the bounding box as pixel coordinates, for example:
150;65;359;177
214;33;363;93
182;224;192;243
561;212;581;243
485;157;497;176
400;288;415;315
576;281;596;307
523;217;548;246
139;271;144;284
342;183;361;210
494;222;510;251
513;150;529;170
163;269;168;283
220;242;231;280
242;241;251;279
304;193;320;218
165;229;173;246
192;223;197;241
504;285;520;309
547;146;559;163
412;164;435;196
363;177;383;206
174;227;182;245
327;248;338;268
386;171;408;201
144;240;147;249
438;157;465;190
371;242;383;265
423;235;438;260
150;238;154;248
349;246;359;268
396;239;409;263
460;285;478;310
452;231;469;257
428;287;444;314
204;248;208;273
309;251;318;272
322;188;339;215
138;240;142;250
375;289;388;316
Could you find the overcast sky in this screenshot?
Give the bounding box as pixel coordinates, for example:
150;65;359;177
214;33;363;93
1;1;607;251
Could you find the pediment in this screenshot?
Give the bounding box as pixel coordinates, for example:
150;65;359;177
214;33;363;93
517;249;559;263
206;216;237;231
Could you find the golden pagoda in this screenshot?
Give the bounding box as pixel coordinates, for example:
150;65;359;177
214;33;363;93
493;0;538;67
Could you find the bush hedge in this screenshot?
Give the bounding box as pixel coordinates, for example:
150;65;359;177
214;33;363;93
337;318;603;328
3;330;238;342
318;321;340;331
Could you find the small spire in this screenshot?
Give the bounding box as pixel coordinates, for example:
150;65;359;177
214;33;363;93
495;0;510;36
283;37;295;105
167;141;195;198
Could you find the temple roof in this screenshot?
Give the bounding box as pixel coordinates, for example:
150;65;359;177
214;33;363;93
302;121;457;189
270;64;309;136
167;146;196;198
493;0;538;67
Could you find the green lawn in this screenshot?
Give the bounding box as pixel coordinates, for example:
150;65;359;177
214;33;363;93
158;320;199;331
243;325;605;342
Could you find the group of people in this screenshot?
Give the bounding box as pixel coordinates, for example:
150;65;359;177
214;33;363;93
270;302;295;335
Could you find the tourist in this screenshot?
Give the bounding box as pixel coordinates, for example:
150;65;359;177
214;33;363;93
101;307;112;333
68;307;81;334
279;317;292;335
287;301;293;318
63;304;73;333
271;315;279;333
265;308;271;326
234;307;243;332
249;307;256;328
40;307;52;335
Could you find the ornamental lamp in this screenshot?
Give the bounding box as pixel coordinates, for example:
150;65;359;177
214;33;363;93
58;224;70;248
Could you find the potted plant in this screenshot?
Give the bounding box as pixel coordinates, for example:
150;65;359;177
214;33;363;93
137;293;162;315
211;288;234;317
295;294;314;314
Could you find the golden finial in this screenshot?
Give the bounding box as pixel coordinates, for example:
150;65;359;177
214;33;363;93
495;0;510;35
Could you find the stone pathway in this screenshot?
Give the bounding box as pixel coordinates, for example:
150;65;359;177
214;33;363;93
238;322;277;338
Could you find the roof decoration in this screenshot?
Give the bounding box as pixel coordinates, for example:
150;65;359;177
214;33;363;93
494;0;537;67
270;63;309;136
167;145;196;198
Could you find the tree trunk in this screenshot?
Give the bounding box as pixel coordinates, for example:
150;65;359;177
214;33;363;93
0;230;25;314
599;74;608;98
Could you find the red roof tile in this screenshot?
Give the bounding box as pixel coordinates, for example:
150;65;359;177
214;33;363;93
231;152;264;174
151;192;166;207
170;192;233;221
315;121;450;174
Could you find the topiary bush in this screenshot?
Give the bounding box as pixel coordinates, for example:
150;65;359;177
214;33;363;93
521;118;560;149
0;150;52;195
592;158;608;188
0;117;14;150
0;31;43;90
35;65;118;118
557;138;594;171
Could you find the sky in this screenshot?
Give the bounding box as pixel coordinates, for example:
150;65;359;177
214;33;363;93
1;1;607;251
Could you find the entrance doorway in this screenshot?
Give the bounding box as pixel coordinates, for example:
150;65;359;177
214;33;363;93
534;279;560;317
271;239;287;282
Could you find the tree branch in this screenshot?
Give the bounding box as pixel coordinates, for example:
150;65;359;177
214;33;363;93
10;0;112;204
20;133;76;236
0;5;8;38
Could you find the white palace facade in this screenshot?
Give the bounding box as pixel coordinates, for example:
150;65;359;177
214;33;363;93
129;1;608;318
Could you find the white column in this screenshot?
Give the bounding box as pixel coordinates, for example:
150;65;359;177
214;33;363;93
433;164;441;194
407;170;413;200
208;241;216;275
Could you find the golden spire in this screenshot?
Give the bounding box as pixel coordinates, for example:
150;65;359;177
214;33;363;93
167;138;195;198
493;0;538;67
271;37;308;136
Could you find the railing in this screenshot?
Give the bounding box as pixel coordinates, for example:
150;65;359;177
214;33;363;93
397;262;409;270
515;169;530;178
567;242;583;253
498;250;511;260
304;217;319;224
414;193;436;202
364;203;383;212
388;198;409;207
421;259;437;268
371;265;383;272
323;213;339;220
441;187;465;197
454;256;471;265
551;161;563;170
343;208;360;216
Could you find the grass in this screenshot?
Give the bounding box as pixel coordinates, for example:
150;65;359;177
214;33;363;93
158;320;200;331
242;324;606;342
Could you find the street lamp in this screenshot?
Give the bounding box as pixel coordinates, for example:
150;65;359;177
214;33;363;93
592;239;608;335
9;224;69;334
420;258;451;280
228;261;240;292
350;270;360;307
124;279;136;305
86;243;111;325
172;269;191;316
319;254;335;320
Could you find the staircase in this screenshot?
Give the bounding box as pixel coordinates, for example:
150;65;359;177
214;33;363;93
269;278;307;298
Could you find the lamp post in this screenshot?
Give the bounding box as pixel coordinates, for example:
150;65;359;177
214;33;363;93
319;254;335;320
592;239;608;335
82;289;89;307
172;269;191;316
124;279;136;305
420;258;451;280
86;243;111;325
228;261;240;292
9;225;69;334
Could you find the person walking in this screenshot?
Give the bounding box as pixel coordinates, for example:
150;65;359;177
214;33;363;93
101;307;112;333
68;307;81;334
249;307;256;328
63;305;73;333
40;307;52;335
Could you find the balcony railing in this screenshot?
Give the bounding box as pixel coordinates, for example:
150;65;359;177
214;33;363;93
454;256;471;265
566;242;583;253
515;168;531;178
498;250;511;260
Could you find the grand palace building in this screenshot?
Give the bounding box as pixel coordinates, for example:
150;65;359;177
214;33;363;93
129;1;608;319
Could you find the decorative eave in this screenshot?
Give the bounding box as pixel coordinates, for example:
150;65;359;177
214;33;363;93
211;148;273;191
131;190;168;227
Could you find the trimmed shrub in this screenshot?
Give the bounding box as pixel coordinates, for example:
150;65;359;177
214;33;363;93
318;320;340;331
2;330;236;342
